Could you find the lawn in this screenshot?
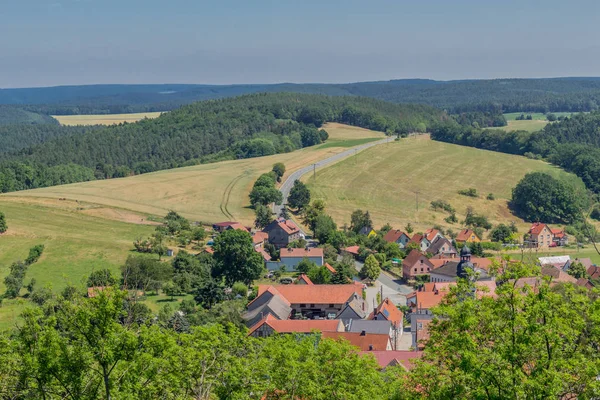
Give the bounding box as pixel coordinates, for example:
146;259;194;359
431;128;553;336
304;135;584;233
11;123;385;226
53;112;163;126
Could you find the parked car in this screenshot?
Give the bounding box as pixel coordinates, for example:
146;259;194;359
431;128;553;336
279;277;293;284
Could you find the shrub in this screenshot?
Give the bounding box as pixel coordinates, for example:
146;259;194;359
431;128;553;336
458;188;478;198
431;199;455;213
486;193;495;200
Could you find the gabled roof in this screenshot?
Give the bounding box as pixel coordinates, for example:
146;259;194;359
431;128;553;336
550;228;566;238
587;265;600;280
427;237;456;255
424;228;440;242
248;286;290;309
409;233;425;244
383;229;408;243
539;255;570;267
243;293;292;323
325;263;336;273
574;258;593;270
403;250;433;269
576;278;594;290
368;298;403;326
336;298;367;319
252;231;269;245
297;274;314;285
364;351;423;370
263;219;300;236
226;222;250;232
256;248;271;262
528;222;549;235
408;291;445;310
344;245;360;255
456;229;479;242
348;319;392;335
213;221;238;227
358;226;375;235
322;331;390;351
280;247;324;258
541;266;577;284
248;314;342;335
256;283;362;305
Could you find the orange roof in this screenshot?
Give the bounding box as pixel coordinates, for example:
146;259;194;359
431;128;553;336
203;247;214;254
280;247;324;258
297;274;314;285
252;231;269;244
256;283;361;305
344;245;360;255
322;331;390;351
248;314;342;335
87;286;106;298
228;222;250;232
422;282;436;292
541;266;577;284
278;220;300;235
409;233;424;244
424;228;440;242
213;221;238;227
325;263;336;273
364;351;423;370
456;229;478;242
528;222;549;235
368;298;403;326
248;286;291;308
410;291;445;310
588;265;600;280
403;250;431;268
383;229;408;243
256;248;271;261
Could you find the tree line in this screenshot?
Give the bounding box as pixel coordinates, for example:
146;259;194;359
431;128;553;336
0;93;446;193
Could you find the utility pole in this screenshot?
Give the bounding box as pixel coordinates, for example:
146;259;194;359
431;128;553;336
414;190;420;211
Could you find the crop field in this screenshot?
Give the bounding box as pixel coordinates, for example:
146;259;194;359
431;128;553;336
53;112;163;126
304;135;584;233
7;123;384;226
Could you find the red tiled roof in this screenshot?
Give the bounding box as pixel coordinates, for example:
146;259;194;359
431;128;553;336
421;282;436;292
203;247;214;254
248;314;342;335
252;231;268;244
456;229;478;242
297;274;314;285
278;220;300;235
383;229;407;243
227;222;250;232
256;283;361;305
528;222;549;235
587;265;600;280
424;228;440;242
256;248;271;261
213;221;237;227
409;233;424;244
325;263;336;273
280;247;324;258
550;228;565;238
576;278;594;290
322;331;390;351
541;266;577;284
364;351;423;370
409;291;445;310
247;286;291;308
403;250;431;268
344;245;360;255
368;298;403;326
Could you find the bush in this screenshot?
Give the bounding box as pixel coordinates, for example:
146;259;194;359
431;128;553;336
486;193;495;200
431;199;455;213
458;188;478;198
25;244;45;265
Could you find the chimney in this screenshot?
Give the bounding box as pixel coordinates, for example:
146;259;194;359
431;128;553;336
360;330;366;336
368;344;373;351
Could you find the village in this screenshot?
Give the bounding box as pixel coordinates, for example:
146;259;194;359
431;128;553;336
206;216;599;371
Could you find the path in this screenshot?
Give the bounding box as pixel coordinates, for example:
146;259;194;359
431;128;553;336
275;137;391;218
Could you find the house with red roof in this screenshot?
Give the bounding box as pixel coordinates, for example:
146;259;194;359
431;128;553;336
248;314;344;338
252;231;269;249
525;222;553;249
364;351;423;371
368;298;403;328
551;228;568;246
212;221;250;233
342;245;360;258
297;274;314;285
262;219;301;249
322;331;392;351
269;247;323;272
402;250;434;280
455;229;481;243
383;229;411;249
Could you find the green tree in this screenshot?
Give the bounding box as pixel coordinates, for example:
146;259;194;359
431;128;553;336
405;222;414;234
231;282;248;299
307;266;331;284
253;204;273;229
24;244;44;265
350;209;373;234
4;261;28;298
272;162;286;182
288;180;311;210
212;229;264;285
249;185;282;206
87;268;117;288
120;255;172;293
194;278;225;309
0;211;7;234
567;261;588;279
297;258;318;274
360;254;381;280
512;172;582;224
490;223;513;243
313;213;337;243
191;227;207;243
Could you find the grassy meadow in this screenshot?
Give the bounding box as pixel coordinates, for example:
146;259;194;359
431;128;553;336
53;112;163;126
10;123;384;225
304;135;584;234
501;112;579;132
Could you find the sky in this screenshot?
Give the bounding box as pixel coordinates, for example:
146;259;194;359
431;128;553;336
2;0;600;88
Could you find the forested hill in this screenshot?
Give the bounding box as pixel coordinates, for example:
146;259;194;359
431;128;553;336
0;93;447;192
5;77;600;114
0;106;58;125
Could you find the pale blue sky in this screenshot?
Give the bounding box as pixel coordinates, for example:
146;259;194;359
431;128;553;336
2;0;600;87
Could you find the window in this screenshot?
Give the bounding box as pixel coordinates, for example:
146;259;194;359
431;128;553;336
413;268;417;272
300;304;306;308
420;259;423;264
329;304;334;308
420;268;423;272
310;304;315;308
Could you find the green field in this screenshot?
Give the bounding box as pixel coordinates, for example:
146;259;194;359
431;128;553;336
11;123;384;225
53;112;163;126
305;135;584;233
502;112;579;132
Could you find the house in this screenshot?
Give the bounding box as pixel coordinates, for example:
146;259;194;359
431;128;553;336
429;245;492;283
411;314;434;350
267;247;324;272
541;266;578;284
402;250;434;280
587;265;600;280
359;226;377;237
336;298;367;325
342;245;360;258
347;319;393;336
424;228;444;243
212;221;250;233
426;237;457;258
577;278;594;290
297;274;314;285
243;286;292;327
551;228;568;246
368;298;403;328
525;222;553;249
256;248;272;263
455;229;481;243
365;351;423;371
252;231;269;249
252;283;364;319
324;263;337;274
383;229;411;249
248;314;344;338
262;220;301;249
539;255;571;270
409;234;432;252
322;331;392;351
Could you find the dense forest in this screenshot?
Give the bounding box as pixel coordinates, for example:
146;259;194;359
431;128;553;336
0;93;447;192
0;106;57;125
430;111;600;194
4;77;600;114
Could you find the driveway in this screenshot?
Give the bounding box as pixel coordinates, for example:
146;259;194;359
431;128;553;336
275;137;391;219
353;260;413;306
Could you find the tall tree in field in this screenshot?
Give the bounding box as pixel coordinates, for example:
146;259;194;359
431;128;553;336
212;229;264;285
0;211;6;234
288;180;311;210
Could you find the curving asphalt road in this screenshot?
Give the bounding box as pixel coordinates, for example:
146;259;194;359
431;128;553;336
275;137;391;219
